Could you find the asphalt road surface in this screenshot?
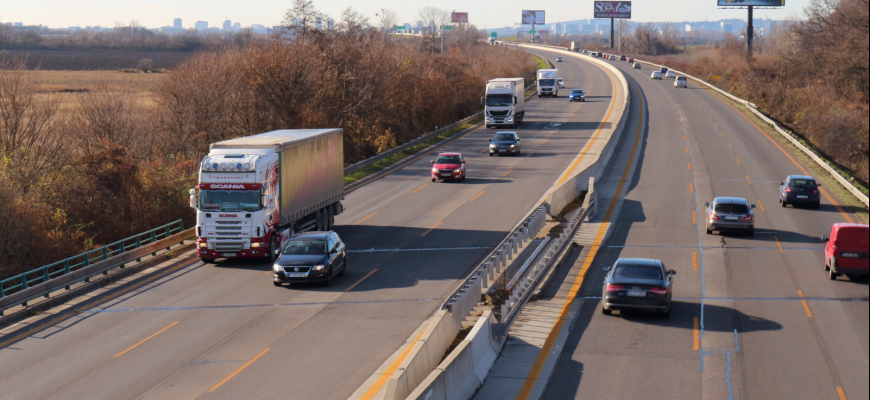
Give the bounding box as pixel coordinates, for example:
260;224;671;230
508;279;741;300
0;48;618;400
540;53;868;400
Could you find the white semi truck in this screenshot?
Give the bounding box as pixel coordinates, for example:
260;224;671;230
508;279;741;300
484;78;525;129
190;129;344;263
537;69;559;98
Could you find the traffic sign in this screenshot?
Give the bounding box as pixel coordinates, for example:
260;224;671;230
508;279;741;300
440;25;454;30
491;32;497;38
530;29;536;34
394;26;405;30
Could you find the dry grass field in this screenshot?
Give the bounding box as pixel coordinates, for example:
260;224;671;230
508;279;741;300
27;70;164;115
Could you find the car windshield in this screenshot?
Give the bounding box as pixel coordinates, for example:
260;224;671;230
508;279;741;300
435;155;460;164
714;203;749;214
571;89;584;94
661;68;668;72
199;189;260;211
613;264;662;280
788;179;817;188
539;79;555;86
493;134;515;141
282;240;327;255
485;94;513;107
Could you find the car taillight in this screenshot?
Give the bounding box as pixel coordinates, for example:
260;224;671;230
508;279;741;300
710;213;720;220
650;287;668;295
813;189;818;194
785;187;792;192
742;215;753;222
606;284;624;292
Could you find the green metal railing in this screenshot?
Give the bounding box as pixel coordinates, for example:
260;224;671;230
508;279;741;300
0;220;185;300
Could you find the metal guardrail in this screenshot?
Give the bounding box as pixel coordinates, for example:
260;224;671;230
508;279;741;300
497;207;589;335
632;58;869;208
1;221;191;314
441;204;547;327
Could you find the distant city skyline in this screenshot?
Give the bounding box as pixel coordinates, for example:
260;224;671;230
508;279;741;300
1;0;811;30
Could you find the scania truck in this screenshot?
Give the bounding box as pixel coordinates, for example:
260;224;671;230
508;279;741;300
190;129;344;263
537;69;559;98
484;78;525;128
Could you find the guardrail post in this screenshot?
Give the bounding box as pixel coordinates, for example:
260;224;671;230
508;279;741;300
64;260;71;290
178;220;185;245
83;254;90;283
165;225;171;250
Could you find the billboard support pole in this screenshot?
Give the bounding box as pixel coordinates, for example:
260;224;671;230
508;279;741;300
746;5;754;58
610;18;614;49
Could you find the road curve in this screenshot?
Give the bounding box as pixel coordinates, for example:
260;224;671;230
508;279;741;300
0;49;618;400
538;53;868;400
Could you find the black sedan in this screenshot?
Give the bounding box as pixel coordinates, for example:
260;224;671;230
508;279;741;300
489;131;521;156
272;231;346;286
602;258;675;317
780;175;821;209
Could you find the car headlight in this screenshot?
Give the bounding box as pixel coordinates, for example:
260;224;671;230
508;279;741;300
510;144;516;148
490;144;496;148
312;265;325;271
453;168;462;173
273;263;282;272
432;168;439;173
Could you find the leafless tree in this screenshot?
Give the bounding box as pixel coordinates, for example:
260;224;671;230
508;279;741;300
377;8;399;39
282;0;325;42
336;7;369;35
634;23;660;55
418;6;450;52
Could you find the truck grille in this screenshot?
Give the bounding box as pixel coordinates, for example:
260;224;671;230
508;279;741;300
489;110;509;116
213;221;244;237
214;241;245;252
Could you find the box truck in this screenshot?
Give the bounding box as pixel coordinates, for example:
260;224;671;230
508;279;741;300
190;129;344;263
537;69;559;98
484;78;525;129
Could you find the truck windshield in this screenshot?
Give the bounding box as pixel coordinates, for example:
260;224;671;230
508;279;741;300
539;79;555;87
199;189;261;212
485;94;513;107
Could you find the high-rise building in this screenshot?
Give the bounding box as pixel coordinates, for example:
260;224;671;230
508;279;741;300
232;22;240;30
173;18;182;29
223;20;232;30
195;21;208;30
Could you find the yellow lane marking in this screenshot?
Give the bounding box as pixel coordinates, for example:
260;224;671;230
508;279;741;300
774;235;784;253
837;386;847;400
757;200;765;211
345;269;378;292
688;162;692;170
721;132;725;137
421;221;442;237
693;316;700;350
736;157;742;164
502;169;513;177
728;143;733;149
516;78;644;400
360;329;428;400
692;211;696;224
681;125;684;130
746;175;752;184
470;191;485;202
353;212;377;226
412;184;428;194
797;290;813;318
690;183;694;192
479;148;487;153
685;147;689;153
209;348;271;392
0;257;198;350
114;321;179;358
541;139;548;144
692;252;697;271
554;70;618;186
526;152;535;158
683;135;687;141
703;87;854;223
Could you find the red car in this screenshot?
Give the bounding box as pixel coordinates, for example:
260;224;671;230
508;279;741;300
431;152;466;182
627;57;634;63
823;223;869;280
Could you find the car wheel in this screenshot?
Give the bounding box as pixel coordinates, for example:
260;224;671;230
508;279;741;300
814;202;820;209
781;199;787;207
825;258;830;271
323;269;332;286
829;267;838;280
661;309;671;318
489;153;494;157
602;307;612;315
273;281;282;287
338;262;346;276
432;178;436;182
747;227;755;236
705;227;712;234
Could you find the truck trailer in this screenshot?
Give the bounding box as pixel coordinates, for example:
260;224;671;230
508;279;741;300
484;78;525;129
190;129;344;263
537;69;559;98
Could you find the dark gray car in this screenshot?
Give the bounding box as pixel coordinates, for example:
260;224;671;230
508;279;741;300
780;175;821;209
705;197;756;235
602;258;675;317
272;231;346;286
489;131;521;156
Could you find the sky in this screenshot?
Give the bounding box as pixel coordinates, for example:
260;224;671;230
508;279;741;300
1;0;811;29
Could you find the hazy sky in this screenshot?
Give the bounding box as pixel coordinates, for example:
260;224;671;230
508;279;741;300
1;0;811;29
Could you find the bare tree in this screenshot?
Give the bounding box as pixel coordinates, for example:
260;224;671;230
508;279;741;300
336;7;369;35
376;8;399;39
634;23;660;55
418;6;450;52
282;0;325;42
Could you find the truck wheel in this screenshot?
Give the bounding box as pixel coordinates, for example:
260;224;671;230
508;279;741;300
202;258;215;264
270;236;280;262
327;206;335;230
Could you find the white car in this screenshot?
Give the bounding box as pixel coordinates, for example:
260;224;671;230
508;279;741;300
674;76;687;88
609;55;616;60
557;78;565;88
650;71;662;79
666;70;676;79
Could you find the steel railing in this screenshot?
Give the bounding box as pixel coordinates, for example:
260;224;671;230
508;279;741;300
1;220;190;314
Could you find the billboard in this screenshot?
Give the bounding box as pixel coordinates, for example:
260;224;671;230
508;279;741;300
451;12;468;23
717;0;784;5
521;10;545;25
593;2;632;19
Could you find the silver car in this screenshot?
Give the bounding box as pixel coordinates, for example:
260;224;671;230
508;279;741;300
705;197;756;236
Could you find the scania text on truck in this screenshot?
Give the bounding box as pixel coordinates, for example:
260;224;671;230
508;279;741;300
484;78;525;128
537;69;559;98
190;129;345;263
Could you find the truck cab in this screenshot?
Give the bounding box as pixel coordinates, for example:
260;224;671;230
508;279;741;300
537;69;559;98
484;78;525;129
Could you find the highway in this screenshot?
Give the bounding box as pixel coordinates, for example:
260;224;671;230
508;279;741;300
533;51;869;399
0;50;619;399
